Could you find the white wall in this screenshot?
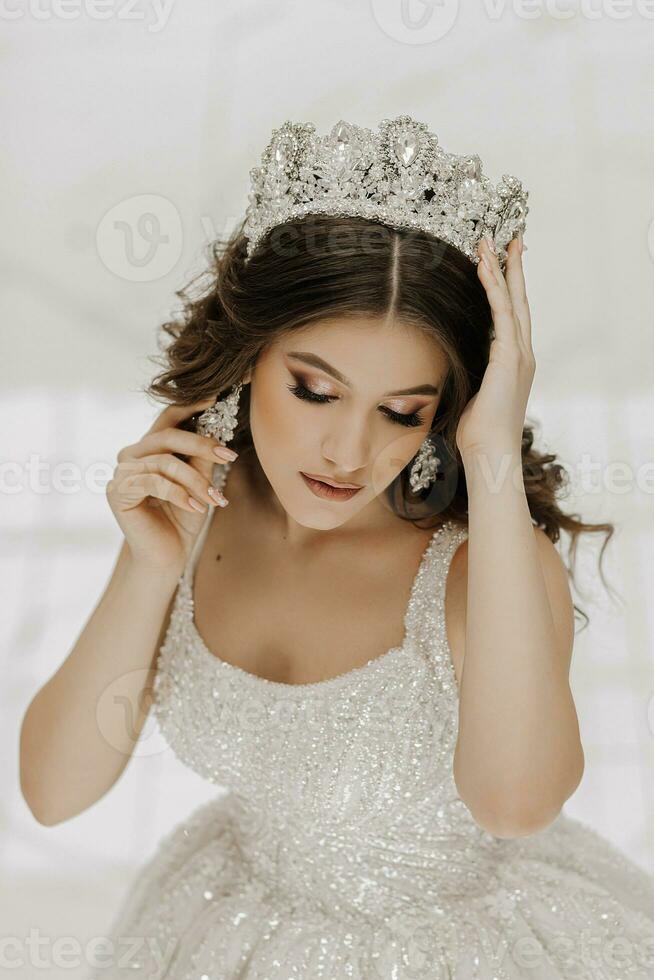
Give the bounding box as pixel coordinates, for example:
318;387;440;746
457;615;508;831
3;1;653;976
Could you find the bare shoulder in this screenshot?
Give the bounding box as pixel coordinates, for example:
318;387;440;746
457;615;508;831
443;526;576;689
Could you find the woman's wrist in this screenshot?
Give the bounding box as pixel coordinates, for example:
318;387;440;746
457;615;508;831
461;443;525;496
118;546;185;595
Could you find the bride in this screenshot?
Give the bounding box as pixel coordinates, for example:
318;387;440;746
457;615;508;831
20;117;654;978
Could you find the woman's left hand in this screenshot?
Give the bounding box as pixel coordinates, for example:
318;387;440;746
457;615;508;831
455;234;535;460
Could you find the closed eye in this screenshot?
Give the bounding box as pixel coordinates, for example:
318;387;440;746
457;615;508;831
286;380;425;429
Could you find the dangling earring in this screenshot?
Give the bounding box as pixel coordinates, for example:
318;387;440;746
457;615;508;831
196;381;243;444
409;435;441;493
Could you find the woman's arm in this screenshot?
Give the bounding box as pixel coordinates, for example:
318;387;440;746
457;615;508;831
451;235;584;838
452;445;584;839
19;540;180;826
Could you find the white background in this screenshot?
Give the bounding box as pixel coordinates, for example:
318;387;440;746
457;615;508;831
3;1;653;976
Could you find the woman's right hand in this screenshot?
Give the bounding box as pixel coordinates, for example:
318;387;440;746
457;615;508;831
106;398;237;575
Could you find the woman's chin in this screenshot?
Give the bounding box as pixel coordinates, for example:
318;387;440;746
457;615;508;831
285;504;354;532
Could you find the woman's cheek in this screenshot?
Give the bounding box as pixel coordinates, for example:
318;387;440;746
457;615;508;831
251;384;301;462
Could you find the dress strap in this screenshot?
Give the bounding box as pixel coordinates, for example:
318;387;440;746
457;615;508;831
404;520;468;669
180;460;232;586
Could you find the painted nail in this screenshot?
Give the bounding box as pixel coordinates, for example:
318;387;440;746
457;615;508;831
482;254;493;271
213;446;238;460
484;235;496;254
189;497;206;512
208;486;229;507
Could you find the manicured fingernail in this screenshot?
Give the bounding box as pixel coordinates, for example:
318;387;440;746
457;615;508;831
482;254;493;271
517;232;524;254
213;446;238;460
189;497;206;512
208;486;229;507
484;235;496;254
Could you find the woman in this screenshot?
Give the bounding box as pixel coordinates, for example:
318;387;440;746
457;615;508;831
21;117;654;978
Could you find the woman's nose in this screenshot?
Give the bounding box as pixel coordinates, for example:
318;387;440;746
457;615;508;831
321;421;370;476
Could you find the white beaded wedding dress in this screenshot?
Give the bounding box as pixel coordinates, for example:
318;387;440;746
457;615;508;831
90;461;654;979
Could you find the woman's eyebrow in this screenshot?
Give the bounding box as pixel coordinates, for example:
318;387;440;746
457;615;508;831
286;351;440;397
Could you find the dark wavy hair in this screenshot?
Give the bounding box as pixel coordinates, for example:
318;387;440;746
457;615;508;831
143;214;617;632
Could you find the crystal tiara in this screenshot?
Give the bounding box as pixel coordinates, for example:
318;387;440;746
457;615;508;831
243;115;529;271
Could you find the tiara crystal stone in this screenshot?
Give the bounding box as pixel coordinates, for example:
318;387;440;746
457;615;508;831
243;115;528;270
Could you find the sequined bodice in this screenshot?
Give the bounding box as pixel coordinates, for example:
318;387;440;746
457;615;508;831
152;466;511;923
95;460;654;979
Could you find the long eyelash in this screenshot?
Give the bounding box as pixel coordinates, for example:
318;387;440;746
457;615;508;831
286;381;336;405
380;406;424;429
286;381;425;429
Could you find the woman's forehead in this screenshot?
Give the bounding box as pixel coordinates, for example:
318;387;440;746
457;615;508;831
278;315;444;360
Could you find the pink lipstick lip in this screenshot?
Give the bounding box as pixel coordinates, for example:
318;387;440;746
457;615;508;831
301;472;364;490
300;472;363;501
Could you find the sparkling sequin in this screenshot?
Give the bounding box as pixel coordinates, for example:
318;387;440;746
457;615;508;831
89;464;654;979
